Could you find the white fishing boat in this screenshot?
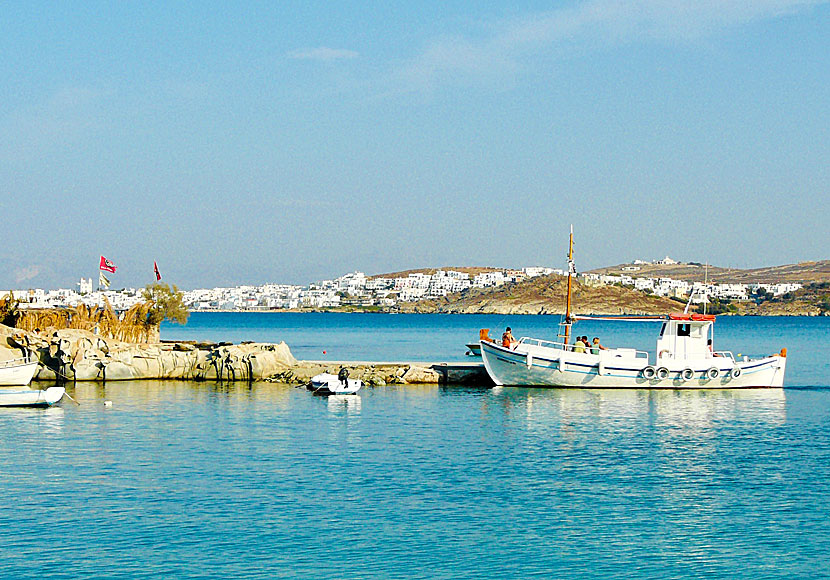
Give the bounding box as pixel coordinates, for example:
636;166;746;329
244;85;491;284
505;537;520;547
480;228;788;389
308;373;363;395
0;386;65;407
0;354;39;386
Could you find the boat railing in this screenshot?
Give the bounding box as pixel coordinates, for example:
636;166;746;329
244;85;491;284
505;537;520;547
517;337;649;359
714;351;736;362
518;337;567;350
0;355;34;369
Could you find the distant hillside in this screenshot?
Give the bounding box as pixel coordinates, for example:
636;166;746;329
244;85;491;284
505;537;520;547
740;282;830;316
370;267;506;279
589;260;830;284
396;275;681;315
373;260;830;284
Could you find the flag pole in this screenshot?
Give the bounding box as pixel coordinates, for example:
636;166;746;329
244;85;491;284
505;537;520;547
564;225;574;346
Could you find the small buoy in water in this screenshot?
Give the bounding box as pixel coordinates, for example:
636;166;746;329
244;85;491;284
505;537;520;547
323;350;327;355
104;401;113;407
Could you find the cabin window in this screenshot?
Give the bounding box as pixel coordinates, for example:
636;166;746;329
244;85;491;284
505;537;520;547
659;323;666;337
677;324;691;337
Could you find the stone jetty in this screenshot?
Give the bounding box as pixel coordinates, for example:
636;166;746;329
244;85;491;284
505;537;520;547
0;324;490;385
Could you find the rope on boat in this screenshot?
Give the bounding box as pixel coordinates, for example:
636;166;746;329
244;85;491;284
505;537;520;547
40;365;81;405
63;392;81;406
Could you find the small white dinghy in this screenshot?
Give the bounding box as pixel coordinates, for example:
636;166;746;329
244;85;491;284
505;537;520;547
308;373;363;395
0;386;65;408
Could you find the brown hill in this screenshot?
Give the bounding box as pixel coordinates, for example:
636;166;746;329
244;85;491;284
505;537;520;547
590;260;830;284
396;275;681;315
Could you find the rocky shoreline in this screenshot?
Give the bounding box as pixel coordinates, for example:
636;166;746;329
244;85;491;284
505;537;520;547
0;324;485;385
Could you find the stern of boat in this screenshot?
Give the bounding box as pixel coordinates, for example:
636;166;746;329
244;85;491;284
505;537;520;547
43;386;66;406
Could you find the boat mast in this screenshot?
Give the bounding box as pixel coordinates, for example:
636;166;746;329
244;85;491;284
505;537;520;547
704;262;709;315
564;225;574;345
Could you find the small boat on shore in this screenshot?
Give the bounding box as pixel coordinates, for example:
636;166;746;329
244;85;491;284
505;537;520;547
308;373;363;395
466;328;495;357
0;354;39;386
480;227;788;389
0;386;65;407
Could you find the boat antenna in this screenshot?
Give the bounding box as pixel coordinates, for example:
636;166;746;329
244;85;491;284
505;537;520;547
564;225;575;345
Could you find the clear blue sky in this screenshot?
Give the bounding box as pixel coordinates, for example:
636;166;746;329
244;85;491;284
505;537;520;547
1;1;828;290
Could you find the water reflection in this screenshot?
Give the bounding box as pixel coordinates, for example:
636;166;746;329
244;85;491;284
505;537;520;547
327;394;362;414
489;387;787;430
38;406;65;433
0;405;66;434
66;379;296;409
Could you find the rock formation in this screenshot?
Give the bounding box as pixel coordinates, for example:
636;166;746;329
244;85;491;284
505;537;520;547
1;325;296;382
0;324;466;385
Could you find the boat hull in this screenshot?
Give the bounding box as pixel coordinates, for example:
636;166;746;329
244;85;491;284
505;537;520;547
0;386;65;407
0;359;39;386
481;341;786;389
465;343;482;356
308;373;363;395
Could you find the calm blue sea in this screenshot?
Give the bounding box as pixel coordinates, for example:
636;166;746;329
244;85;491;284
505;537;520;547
162;313;828;387
2;315;828;579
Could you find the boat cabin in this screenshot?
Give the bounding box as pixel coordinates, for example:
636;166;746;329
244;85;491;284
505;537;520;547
655;313;716;362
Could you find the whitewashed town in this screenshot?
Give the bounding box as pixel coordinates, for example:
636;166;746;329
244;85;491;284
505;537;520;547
3;257;803;312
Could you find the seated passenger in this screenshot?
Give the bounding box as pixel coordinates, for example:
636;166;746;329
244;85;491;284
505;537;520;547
502;327;517;349
573;336;587;353
591;337;607;355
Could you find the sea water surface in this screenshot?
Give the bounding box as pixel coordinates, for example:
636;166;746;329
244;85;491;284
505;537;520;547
163;313;828;386
2;315;828;579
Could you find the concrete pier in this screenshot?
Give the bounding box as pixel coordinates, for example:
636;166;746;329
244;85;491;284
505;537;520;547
278;360;493;386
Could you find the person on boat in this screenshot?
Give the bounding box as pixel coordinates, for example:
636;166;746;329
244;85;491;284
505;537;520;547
502;327;517;349
338;367;350;387
590;337;607;355
573;336;587;353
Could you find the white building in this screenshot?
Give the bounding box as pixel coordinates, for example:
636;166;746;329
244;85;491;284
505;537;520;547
335;271;367;294
634;278;655;292
366;278;394;291
750;283;803;296
473;271;505;288
715;284;749;300
522;267;555;278
399;287;427;301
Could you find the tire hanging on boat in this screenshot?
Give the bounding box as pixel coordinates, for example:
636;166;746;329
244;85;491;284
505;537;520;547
730;366;742;379
656;367;670;380
706;367;720;380
681;368;695;381
642;366;657;380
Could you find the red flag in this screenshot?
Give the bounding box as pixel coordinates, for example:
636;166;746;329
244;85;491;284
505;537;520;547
99;256;117;273
154;261;162;281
